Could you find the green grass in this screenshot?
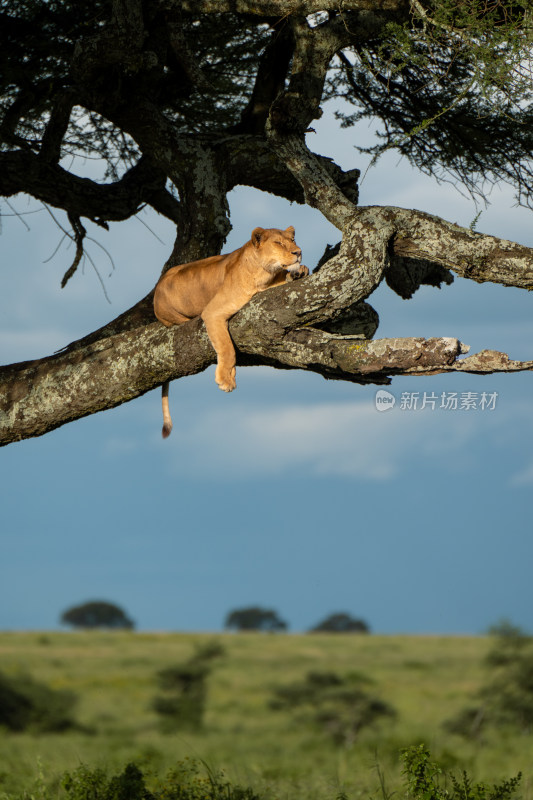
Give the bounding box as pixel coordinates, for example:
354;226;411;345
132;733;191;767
0;632;529;799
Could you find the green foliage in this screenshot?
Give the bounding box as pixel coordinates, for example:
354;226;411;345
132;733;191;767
60;601;135;630
270;669;395;746
152;641;224;732
384;0;533;105
331;0;533;201
485;619;530;664
4;744;523;800
445;621;533;736
224;607;287;632
0;0;269;153
442;706;486;741
60;760;260;800
479;651;533;732
0;631;531;800
0;670;77;732
3;0;533;210
308;612;370;634
401;744;521;800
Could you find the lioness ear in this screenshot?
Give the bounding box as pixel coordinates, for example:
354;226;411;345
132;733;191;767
251;227;264;248
285;226;295;240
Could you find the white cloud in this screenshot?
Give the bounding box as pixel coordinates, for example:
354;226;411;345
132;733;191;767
164;398;490;481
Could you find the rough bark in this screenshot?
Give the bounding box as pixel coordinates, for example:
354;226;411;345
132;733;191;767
1;0;531;446
2;205;532;446
0;152;181;226
180;1;409;13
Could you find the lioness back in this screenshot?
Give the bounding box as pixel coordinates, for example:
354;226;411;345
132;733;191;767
154;254;227;325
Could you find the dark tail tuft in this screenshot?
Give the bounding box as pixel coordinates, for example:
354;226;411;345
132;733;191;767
162;422;172;439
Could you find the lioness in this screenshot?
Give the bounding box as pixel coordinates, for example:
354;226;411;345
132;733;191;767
154;226;308;438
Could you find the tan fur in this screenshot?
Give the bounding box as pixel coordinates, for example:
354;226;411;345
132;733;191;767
154;226;308;438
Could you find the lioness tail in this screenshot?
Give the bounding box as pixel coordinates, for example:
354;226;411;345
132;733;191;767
162;381;173;438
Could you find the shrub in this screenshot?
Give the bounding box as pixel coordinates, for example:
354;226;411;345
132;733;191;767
485;620;530;667
61;760;260;800
479;652;533;732
445;622;533;736
401;744;521;800
152;641;224;732
270;670;395;746
0;671;77;732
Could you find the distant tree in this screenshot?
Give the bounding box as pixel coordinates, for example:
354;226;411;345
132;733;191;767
60;600;135;630
224;606;287;633
309;612;370;634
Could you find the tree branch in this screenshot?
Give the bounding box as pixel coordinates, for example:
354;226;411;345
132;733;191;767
39;90;76;163
0;151;181;225
231;19;295;135
180;1;409;14
2;311;531;446
222;133;360;205
2;202;532;445
388;206;533;289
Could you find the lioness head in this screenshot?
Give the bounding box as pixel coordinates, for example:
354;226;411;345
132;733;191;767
251;226;302;275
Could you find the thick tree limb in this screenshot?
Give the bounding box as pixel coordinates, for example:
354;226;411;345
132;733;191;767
1;0;531;449
1;310;531;446
39;90;76;163
2;203;532;445
180;1;409;14
390;208;533;289
0;152;181;225
223;134;360;205
231;19;295;135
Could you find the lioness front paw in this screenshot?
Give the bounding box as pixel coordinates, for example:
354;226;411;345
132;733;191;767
286;264;309;281
216;365;236;393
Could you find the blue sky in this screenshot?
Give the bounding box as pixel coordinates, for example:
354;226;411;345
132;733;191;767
1;110;532;634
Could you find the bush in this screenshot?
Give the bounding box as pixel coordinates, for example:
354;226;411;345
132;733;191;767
479;652;533;732
401;744;521;800
270;670;395;746
445;622;533;736
442;706;486;740
9;745;522;800
61;760;260;800
0;671;77;732
152;641;224;732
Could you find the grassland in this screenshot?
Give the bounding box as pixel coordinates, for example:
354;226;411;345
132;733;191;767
0;631;530;799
